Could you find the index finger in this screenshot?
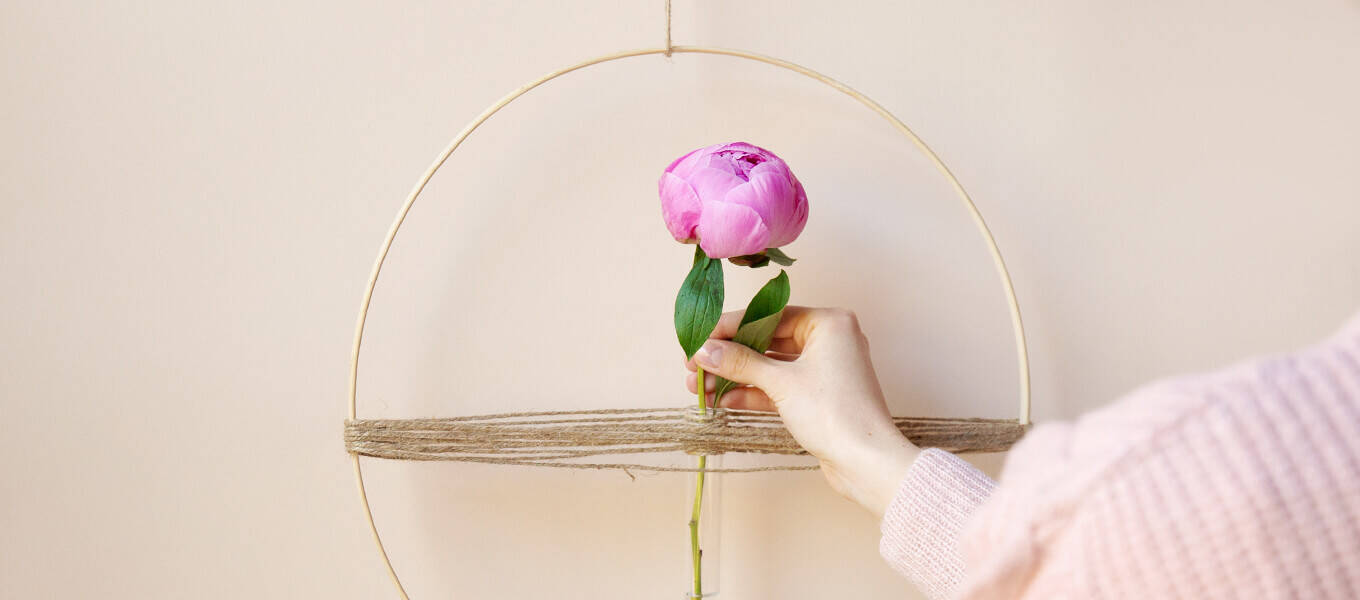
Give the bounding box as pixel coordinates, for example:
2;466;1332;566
712;304;838;348
682;305;839;371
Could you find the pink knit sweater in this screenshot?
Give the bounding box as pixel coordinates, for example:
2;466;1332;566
880;311;1360;599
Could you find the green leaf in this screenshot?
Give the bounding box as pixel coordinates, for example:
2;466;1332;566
713;270;791;403
674;246;725;359
765;248;796;266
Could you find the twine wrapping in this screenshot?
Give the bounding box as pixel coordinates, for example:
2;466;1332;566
344;407;1028;473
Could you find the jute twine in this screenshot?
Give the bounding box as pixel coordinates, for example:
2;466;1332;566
344;407;1028;474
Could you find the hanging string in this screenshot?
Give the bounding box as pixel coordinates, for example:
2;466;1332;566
664;0;673;56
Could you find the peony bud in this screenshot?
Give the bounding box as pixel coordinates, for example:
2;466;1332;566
658;142;809;260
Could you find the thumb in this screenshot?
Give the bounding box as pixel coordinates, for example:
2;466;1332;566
693;340;785;390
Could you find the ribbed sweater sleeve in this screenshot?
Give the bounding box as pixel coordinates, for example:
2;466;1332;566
878;448;996;599
878;310;1360;599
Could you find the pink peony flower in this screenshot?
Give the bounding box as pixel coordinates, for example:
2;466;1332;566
658;142;809;259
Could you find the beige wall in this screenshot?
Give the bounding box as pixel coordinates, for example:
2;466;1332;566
3;1;1358;598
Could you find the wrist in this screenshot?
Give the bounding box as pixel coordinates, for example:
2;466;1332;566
865;433;921;519
827;428;921;518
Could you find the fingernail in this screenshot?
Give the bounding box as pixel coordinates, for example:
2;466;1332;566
695;342;722;369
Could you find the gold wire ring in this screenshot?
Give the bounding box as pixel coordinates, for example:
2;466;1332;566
347;45;1031;599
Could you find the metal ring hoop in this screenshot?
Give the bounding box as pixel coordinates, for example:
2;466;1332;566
347;45;1031;599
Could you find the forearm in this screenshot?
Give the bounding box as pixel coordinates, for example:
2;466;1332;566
822;428;922;519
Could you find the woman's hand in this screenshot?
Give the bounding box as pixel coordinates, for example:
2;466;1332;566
684;306;921;518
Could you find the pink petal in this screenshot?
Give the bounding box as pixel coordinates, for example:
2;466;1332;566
749;160;789;181
717;142;766;157
696;201;770;258
724;169;799;246
779;177;809;247
686;166;747;204
666;144;720;179
700;153;741;178
658;172;702;242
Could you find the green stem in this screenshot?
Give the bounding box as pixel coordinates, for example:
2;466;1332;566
690;366;708;598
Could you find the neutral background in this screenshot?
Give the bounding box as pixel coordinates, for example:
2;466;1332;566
2;1;1357;598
